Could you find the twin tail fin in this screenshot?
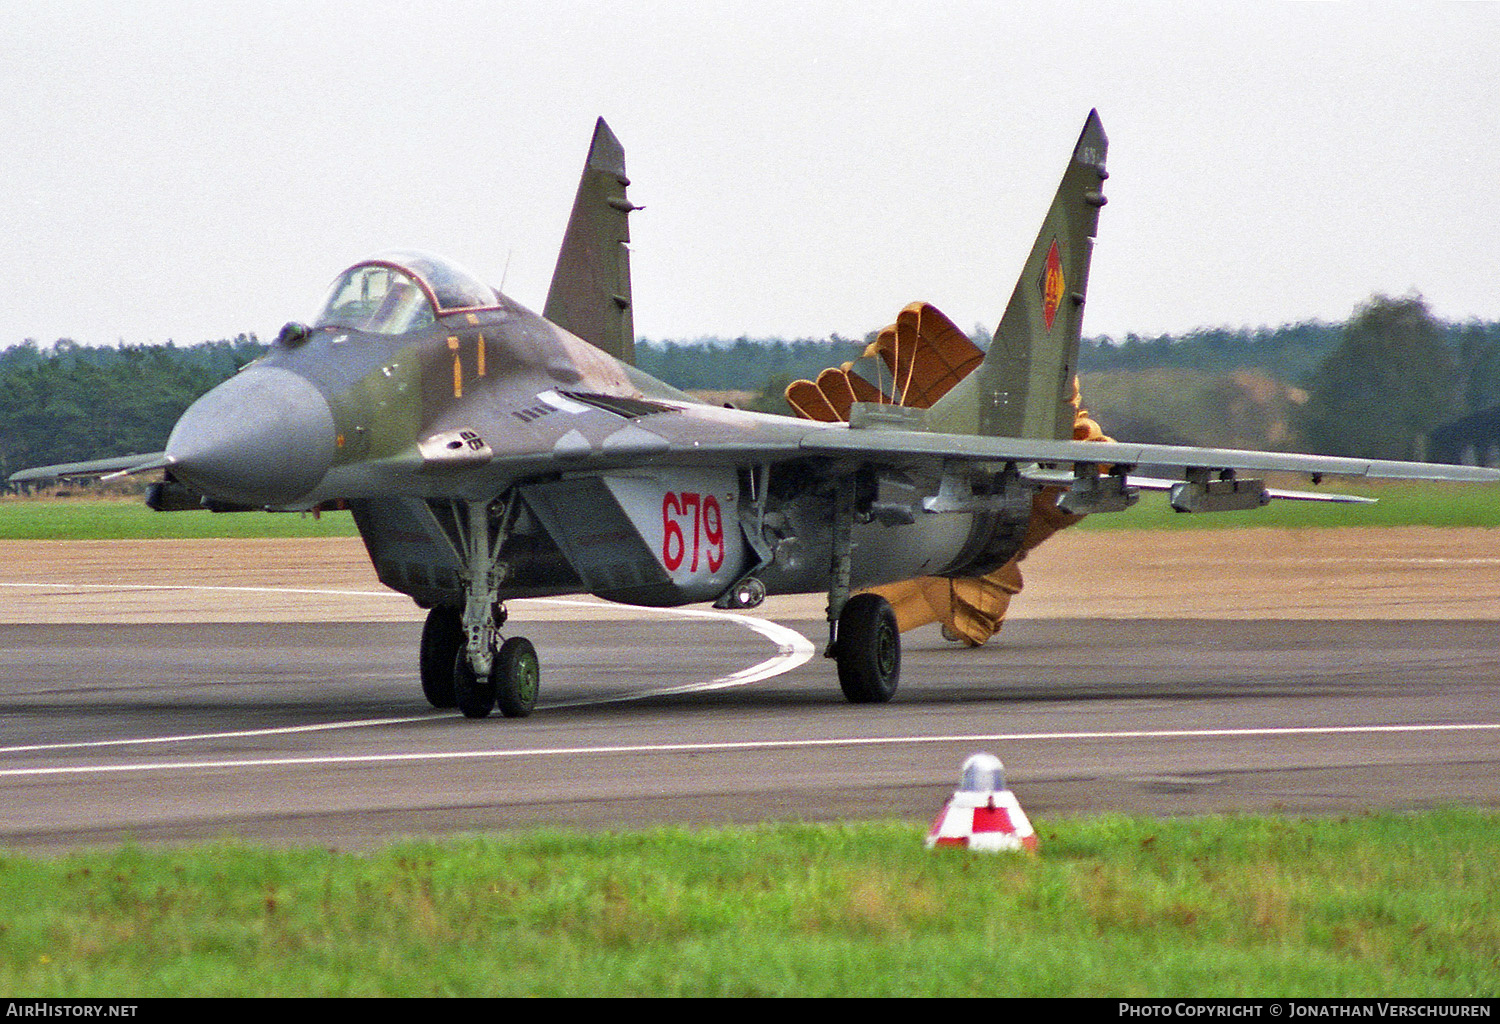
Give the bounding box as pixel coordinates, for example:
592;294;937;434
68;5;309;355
544;118;638;366
926;110;1109;440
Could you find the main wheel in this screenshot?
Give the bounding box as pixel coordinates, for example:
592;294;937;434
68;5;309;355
835;593;900;703
453;649;496;719
419;607;462;709
494;636;539;718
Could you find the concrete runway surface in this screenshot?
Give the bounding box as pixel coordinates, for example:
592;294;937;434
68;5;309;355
1;528;1497;852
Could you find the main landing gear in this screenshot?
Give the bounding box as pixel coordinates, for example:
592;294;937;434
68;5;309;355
825;474;901;704
418;496;539;719
832;593;900;703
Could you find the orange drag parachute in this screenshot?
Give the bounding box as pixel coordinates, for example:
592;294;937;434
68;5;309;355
785;302;1110;646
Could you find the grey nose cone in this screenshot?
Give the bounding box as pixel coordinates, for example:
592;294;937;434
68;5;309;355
166;366;337;506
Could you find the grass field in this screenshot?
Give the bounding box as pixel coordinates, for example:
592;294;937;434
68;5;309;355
0;498;358;540
4;480;1500;541
0;812;1495;997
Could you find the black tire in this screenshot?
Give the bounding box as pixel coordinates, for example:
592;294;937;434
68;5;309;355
495;636;539;718
453;649;496;719
835;593;900;703
419;607;462;709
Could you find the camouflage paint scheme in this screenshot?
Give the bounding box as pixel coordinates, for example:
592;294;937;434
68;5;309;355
14;114;1499;715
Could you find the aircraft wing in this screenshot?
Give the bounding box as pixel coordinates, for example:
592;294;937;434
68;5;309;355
385;396;1498;510
796;426;1500;484
784;422;1500;514
8;452;173;485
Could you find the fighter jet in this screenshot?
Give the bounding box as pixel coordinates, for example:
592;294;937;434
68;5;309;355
13;113;1498;718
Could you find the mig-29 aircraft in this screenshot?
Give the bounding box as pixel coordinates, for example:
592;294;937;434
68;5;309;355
13;112;1499;719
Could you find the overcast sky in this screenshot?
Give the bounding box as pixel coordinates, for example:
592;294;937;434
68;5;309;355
2;2;1496;349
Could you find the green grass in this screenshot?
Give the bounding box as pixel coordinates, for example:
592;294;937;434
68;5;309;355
0;498;358;540
1;811;1495;996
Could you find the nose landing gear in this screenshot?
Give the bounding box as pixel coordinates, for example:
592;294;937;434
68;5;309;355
417;495;539;719
494;635;539;718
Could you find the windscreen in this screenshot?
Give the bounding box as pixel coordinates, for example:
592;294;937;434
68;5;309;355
313;264;437;335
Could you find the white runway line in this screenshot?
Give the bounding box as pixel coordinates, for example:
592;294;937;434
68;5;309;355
0;716;437;755
0;582;405;597
2;723;1497;779
0;588;816;754
534;598;815;706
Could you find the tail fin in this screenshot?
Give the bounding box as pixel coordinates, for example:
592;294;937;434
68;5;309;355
927;110;1108;439
544;118;638;365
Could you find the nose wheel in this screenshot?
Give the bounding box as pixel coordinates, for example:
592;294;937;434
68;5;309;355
494;636;539;718
453;647;498;718
419;607;462;709
449;634;539;719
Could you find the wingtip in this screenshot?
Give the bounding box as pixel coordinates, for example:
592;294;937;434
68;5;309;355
6;451;174;485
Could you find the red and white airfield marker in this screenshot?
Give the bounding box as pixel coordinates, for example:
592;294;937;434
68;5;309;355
925;752;1037;853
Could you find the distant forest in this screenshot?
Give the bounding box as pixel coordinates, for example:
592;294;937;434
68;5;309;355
640;307;1500;462
639;315;1500;416
0;336;264;480
4;295;1500;480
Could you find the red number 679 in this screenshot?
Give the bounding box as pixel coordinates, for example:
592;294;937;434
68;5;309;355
661;491;724;573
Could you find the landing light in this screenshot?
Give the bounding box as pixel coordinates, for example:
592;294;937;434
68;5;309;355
715;577;766;610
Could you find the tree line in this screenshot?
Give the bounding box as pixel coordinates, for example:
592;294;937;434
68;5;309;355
1079;310;1500;447
1;294;1496;480
0;336;264;480
1081;297;1500;461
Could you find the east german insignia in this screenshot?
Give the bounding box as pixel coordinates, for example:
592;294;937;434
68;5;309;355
1041;239;1064;331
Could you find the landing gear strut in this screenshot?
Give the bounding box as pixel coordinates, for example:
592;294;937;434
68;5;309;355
824;474;900;703
419;496;540;719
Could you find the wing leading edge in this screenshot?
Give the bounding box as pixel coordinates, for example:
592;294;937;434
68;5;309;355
8;452;173;485
797;422;1500;484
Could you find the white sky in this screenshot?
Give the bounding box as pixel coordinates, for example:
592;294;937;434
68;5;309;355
2;1;1497;348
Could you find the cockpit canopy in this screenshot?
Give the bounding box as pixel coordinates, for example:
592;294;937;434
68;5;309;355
313;251;499;335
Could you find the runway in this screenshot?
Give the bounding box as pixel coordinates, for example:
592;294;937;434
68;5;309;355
1;529;1498;852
